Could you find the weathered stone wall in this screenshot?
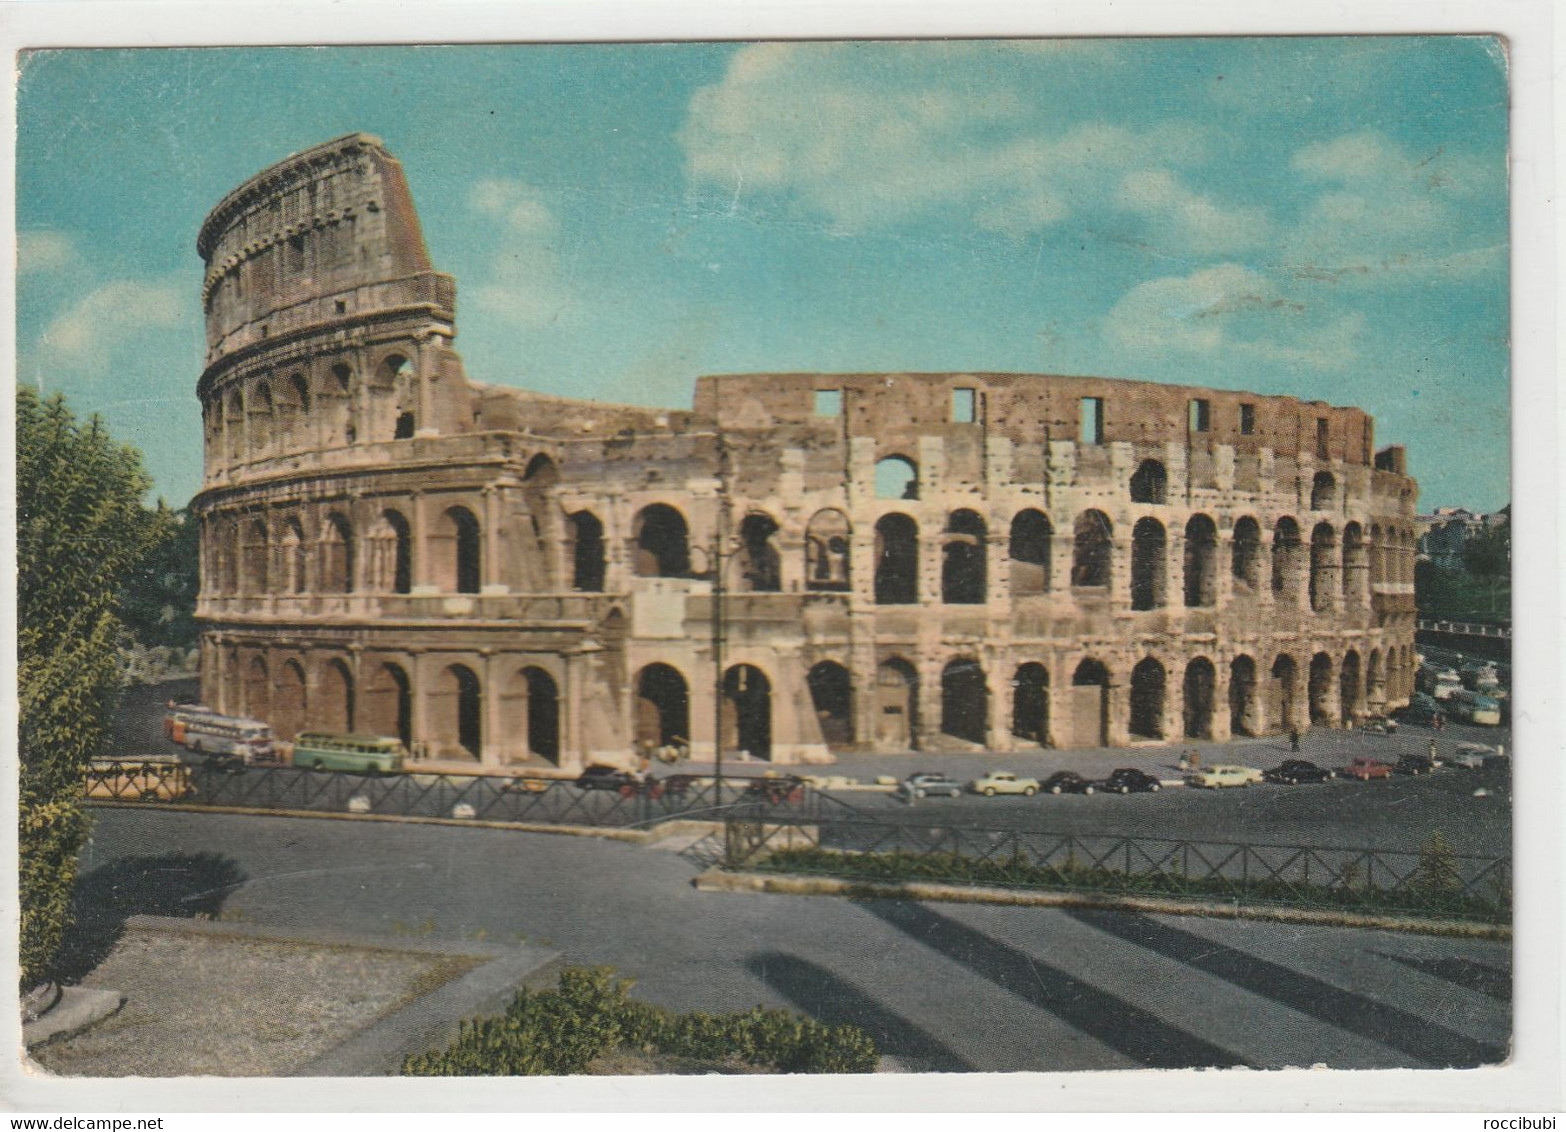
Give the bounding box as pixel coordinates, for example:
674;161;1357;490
191;136;1419;771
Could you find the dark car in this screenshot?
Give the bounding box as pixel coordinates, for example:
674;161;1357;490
1395;754;1435;776
899;772;963;799
575;765;662;797
1395;693;1446;728
1101;768;1162;794
742;775;807;804
1359;715;1399;735
1041;771;1095;796
1263;759;1332;785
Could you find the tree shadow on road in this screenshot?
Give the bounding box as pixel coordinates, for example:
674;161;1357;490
53;851;246;985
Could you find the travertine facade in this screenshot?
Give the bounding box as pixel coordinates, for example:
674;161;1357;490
193;134;1420;770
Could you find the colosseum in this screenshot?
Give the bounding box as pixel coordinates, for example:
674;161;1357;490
191;133;1421;771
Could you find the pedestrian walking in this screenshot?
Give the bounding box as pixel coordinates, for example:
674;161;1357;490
1428;737;1438;761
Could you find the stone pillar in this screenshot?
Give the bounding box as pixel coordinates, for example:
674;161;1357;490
481;485;505;593
563;647;587;772
1210;661;1232;741
482;651;503;769
409;650;430;759
410;491;430;592
1215;530;1234;609
989;649;1013;753
916;653;943;750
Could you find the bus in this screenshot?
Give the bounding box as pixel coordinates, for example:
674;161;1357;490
292;732;408;775
1448;689;1502;726
86;756;196;802
164;703;279;766
1418;665;1463;701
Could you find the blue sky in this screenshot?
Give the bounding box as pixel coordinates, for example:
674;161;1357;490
16;38;1509;511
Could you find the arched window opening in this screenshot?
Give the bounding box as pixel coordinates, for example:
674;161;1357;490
875;659;920;750
635;664;690;751
393;412;416;439
874;514;919;605
1310;522;1338;613
436;664;483;759
242;519;269;594
291;373;311;415
1229;655;1259;737
940;659;988;745
942;510;987;604
736;513;782;593
1071;659;1111;748
274;659;307;741
1232;517;1262;590
1072;511;1113;588
1183;514;1218;608
805;509;851;592
568;511;606;592
874;456;919;501
633;504;690;578
320;659;355;734
1272;518;1302;600
1008;510;1052;596
365;663;412;750
1270;654;1298;733
1182;657;1216;739
1129;657;1166;740
1129;459;1167;504
523;454;560;487
375;510;412;594
216;518;239;595
281;518;307;594
377;354;414;386
244;656;270;723
722;664;772;760
249;383;275;454
1311;471;1336;511
1339;651;1362;725
433;506;482;593
1130;518;1166;611
321;514;354;594
515;667;560;763
225;391;245;463
807;661;855;747
1012;663;1050;747
1308;652;1336;726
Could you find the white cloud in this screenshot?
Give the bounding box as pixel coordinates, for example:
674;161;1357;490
1115;168;1272;254
40;279;183;374
464;178;570;327
1105;263;1361;370
679;43;1236;242
18;230;79;274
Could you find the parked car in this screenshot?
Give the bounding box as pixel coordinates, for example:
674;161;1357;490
575;765;662;797
1263;759;1332;785
1396;692;1446;728
1100;768;1161;794
898;772;963;799
1039;771;1094;795
1186;764;1263;789
1339;757;1393;781
1451;742;1495;770
500;776;553;793
742;775;807;804
1394;754;1435;776
1359;715;1399;735
969;771;1041;797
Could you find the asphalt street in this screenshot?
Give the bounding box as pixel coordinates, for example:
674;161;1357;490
73;808;1511;1073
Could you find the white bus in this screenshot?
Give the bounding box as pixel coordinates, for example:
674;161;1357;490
1447;689;1502;726
164;703;280;765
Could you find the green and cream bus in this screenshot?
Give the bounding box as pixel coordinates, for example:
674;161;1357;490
292;732;409;775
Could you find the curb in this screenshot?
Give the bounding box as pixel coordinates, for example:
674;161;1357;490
23;986;126;1048
693;870;1512;940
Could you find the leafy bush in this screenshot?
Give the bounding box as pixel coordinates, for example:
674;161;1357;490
403;966;878;1076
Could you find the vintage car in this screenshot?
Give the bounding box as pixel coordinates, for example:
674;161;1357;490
1262;759;1333;785
1339;757;1394;781
1099;768;1162;794
968;771;1041;797
1185;764;1264;789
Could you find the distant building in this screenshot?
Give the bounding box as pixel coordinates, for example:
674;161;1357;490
1417;505;1509;570
191;134;1421;770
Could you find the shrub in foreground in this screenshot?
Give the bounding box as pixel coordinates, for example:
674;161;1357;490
402;966;878;1075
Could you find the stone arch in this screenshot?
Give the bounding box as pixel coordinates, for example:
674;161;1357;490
1272;517;1303;601
249;381;274;454
635;663;689;749
1130;517;1166;610
274;659;307;741
1182;656;1216;739
942;510;987;604
225;389;245;463
1070;659;1111;748
281;517;307;594
568;511;606;592
214;516;239;595
940;657;988;745
1129;459;1167;504
1229;655;1259;737
244;655;270;723
1232;516;1263;591
1012;662;1050;747
1311;471;1336;511
722;664;772;760
633;504;691;578
364;662;413;749
735;512;782;593
321;513;354;594
318;658;355;734
504;666;559;764
874;455;919;501
242;518;269;594
326;363;355;447
1340;650;1363;724
1008;510;1052;596
1310;522;1338;612
279;373;311;450
805;509;852;592
431;663;483;760
370;509;413;594
1071;510;1113;588
807;661;855;747
1129;657;1166;740
874;514;919;605
523;453;560;487
431;505;482;593
1270;654;1299;733
1183;514;1218;608
1309;652;1336;726
876;658;920;749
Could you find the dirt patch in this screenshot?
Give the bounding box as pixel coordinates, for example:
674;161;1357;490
29;925;477;1077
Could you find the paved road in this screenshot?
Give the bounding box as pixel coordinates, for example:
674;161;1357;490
70;808;1511;1073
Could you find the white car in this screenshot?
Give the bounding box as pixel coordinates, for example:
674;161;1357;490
967;771;1041;797
1185;764;1264;789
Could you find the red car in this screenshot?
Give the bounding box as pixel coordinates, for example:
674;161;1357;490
1340;757;1393;781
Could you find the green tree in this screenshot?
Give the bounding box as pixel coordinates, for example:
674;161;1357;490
118;504;201;650
17;388;172;988
1461;520;1510;615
